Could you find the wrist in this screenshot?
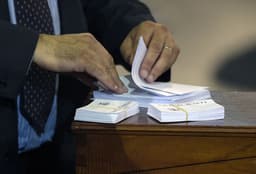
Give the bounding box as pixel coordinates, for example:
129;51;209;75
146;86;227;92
33;34;56;70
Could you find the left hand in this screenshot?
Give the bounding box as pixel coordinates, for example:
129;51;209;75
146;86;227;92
120;21;180;83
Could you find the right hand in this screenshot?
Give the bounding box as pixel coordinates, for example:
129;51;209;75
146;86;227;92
33;33;127;94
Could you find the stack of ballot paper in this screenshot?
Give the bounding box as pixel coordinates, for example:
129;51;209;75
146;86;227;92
74;36;225;124
147;99;225;122
93;36;211;107
74;99;224;124
93;75;211;107
74;99;139;124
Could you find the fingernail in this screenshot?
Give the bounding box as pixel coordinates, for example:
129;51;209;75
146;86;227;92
113;85;127;94
147;75;154;83
141;70;148;79
122;86;128;93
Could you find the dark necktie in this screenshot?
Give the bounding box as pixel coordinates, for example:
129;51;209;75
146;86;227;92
14;0;56;135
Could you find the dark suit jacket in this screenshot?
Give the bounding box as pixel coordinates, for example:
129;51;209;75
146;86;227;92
0;0;169;173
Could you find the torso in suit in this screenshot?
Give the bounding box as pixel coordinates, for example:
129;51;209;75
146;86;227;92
0;0;158;173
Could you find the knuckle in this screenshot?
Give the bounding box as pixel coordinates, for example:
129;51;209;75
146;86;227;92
160;25;169;33
142;59;154;70
158;56;172;69
123;54;132;64
100;71;109;79
106;56;115;65
85;33;96;42
171;44;180;55
103;64;114;74
176;47;181;55
165;49;173;58
150;44;162;55
120;46;130;57
97;75;110;86
143;21;155;28
86;63;98;73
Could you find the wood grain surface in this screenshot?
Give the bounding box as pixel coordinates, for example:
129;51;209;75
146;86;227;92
72;91;256;174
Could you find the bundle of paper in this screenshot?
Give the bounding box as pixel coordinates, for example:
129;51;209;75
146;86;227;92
93;75;211;107
74;99;139;124
147;99;224;122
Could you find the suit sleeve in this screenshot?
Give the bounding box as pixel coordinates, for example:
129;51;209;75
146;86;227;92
82;0;155;66
0;20;39;100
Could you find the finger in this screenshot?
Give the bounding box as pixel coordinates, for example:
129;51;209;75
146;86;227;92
129;24;155;64
100;74;127;94
140;30;166;80
146;47;172;83
164;35;180;67
136;21;155;46
108;63;128;93
120;35;133;65
83;40;128;94
95;61;128;94
169;44;180;66
146;40;180;83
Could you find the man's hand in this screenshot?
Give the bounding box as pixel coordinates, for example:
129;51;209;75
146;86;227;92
121;21;180;83
33;33;127;94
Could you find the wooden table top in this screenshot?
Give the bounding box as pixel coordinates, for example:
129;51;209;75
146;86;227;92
72;91;256;134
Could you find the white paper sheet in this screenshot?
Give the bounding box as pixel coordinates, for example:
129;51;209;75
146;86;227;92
131;37;207;96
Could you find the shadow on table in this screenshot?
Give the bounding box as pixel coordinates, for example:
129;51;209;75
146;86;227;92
215;45;256;90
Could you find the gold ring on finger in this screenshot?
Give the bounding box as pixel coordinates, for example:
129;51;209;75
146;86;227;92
164;46;172;49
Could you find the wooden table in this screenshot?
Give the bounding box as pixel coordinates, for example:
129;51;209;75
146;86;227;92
72;91;256;174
